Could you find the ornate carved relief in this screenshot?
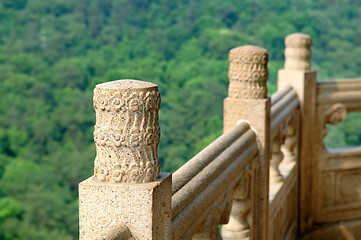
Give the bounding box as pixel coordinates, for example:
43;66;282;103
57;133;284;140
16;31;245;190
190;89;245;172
284;33;312;71
324;103;347;125
228;46;268;99
93;80;161;183
323;103;347;138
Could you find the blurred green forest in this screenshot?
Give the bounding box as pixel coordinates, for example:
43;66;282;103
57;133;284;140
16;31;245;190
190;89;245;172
0;0;361;239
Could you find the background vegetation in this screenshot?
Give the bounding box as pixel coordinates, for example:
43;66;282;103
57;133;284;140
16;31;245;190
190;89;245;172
0;0;360;239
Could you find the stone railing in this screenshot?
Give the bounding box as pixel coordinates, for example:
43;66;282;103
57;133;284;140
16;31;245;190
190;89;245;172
312;78;361;226
78;33;361;239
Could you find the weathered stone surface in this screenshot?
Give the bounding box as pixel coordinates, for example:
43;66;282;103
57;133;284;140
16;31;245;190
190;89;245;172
93;222;133;240
228;45;268;99
79;173;172;240
93;79;161;183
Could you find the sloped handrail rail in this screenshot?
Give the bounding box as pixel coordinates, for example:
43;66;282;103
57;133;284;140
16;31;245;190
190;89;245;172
172;121;259;239
172;121;251;195
270;87;300;139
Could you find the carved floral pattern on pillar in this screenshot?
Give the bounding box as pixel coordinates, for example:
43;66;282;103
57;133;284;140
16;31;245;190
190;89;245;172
93;80;161;183
228;45;268;99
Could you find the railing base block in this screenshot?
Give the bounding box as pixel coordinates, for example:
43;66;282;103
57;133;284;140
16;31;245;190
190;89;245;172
79;172;172;240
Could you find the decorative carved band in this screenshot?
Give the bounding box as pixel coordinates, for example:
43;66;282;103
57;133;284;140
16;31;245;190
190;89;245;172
93;80;161;183
228;45;268;99
285;33;312;71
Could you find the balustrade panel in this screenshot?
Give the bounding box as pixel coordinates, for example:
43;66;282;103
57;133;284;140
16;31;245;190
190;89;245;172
314;78;361;223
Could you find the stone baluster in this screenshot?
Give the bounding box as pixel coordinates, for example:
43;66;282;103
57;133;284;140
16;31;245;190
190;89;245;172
79;80;172;240
281;117;298;163
270;134;284;184
223;46;270;240
278;33;316;233
222;167;252;240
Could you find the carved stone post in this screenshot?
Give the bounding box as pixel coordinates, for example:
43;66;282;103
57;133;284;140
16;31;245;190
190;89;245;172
278;33;316;234
79;80;172;239
93;80;161;183
223;46;270;240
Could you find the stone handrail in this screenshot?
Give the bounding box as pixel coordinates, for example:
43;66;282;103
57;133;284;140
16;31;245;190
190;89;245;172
172;121;252;195
317;78;361;111
270;86;299;138
326;146;361;171
172;122;259;239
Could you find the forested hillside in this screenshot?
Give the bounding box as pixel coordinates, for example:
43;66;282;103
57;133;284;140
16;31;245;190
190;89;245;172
0;0;361;239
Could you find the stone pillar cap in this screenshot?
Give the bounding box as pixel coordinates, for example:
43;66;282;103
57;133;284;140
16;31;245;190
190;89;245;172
284;33;312;71
96;79;157;90
93;79;161;183
230;45;268;56
228;45;268;99
285;33;312;46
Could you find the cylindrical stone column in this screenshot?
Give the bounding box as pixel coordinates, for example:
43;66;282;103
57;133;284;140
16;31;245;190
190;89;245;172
223;45;270;240
228;45;268;100
93;79;161;183
284;33;312;71
278;33;317;233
